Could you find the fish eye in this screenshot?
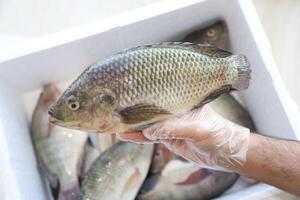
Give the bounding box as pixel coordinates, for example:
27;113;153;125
206;28;216;37
69;102;80;110
67;96;80;111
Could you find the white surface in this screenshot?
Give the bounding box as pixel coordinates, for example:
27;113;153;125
0;0;299;199
0;0;162;37
0;84;20;200
253;0;300;110
0;81;45;200
0;34;30;50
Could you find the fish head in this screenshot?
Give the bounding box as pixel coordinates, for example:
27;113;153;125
199;21;227;48
38;84;61;110
48;77;120;133
185;20;228;49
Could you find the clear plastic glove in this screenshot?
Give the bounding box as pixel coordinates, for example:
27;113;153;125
119;105;250;171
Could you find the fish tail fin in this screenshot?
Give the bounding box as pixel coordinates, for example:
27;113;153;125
229;54;251;90
58;183;80;200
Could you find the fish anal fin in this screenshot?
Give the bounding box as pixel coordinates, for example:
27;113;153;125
194;85;232;109
191;44;232;58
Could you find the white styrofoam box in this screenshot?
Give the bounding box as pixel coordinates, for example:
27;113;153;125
0;0;299;199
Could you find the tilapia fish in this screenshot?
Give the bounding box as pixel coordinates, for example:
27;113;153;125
31;84;88;200
49;42;251;133
183;20;229;49
138;160;238;200
80;142;153;200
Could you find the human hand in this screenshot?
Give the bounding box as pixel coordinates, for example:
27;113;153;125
119;105;250;171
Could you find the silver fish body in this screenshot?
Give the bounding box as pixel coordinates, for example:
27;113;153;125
81;141;101;176
138;160;238;200
31;84;88;200
81;133;119;176
49;43;251;133
80;142;153;200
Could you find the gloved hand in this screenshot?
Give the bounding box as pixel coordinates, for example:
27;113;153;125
119;105;250;171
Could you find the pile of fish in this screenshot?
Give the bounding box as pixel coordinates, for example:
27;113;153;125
31;84;87;200
30;20;255;200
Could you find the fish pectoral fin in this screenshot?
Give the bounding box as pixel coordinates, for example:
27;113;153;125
190;44;232;58
117;103;171;124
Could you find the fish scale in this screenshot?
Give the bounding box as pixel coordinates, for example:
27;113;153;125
117;49;223;108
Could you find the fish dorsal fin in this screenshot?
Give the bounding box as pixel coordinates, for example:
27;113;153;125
120;42;232;58
186;43;232;58
194;85;232;109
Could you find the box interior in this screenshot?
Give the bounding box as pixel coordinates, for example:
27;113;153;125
0;0;298;199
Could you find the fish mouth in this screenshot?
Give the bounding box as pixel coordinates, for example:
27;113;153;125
49;116;100;133
48;107;80;128
49;116;80;127
97;123;111;133
48;106;56;117
48;115;59;124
